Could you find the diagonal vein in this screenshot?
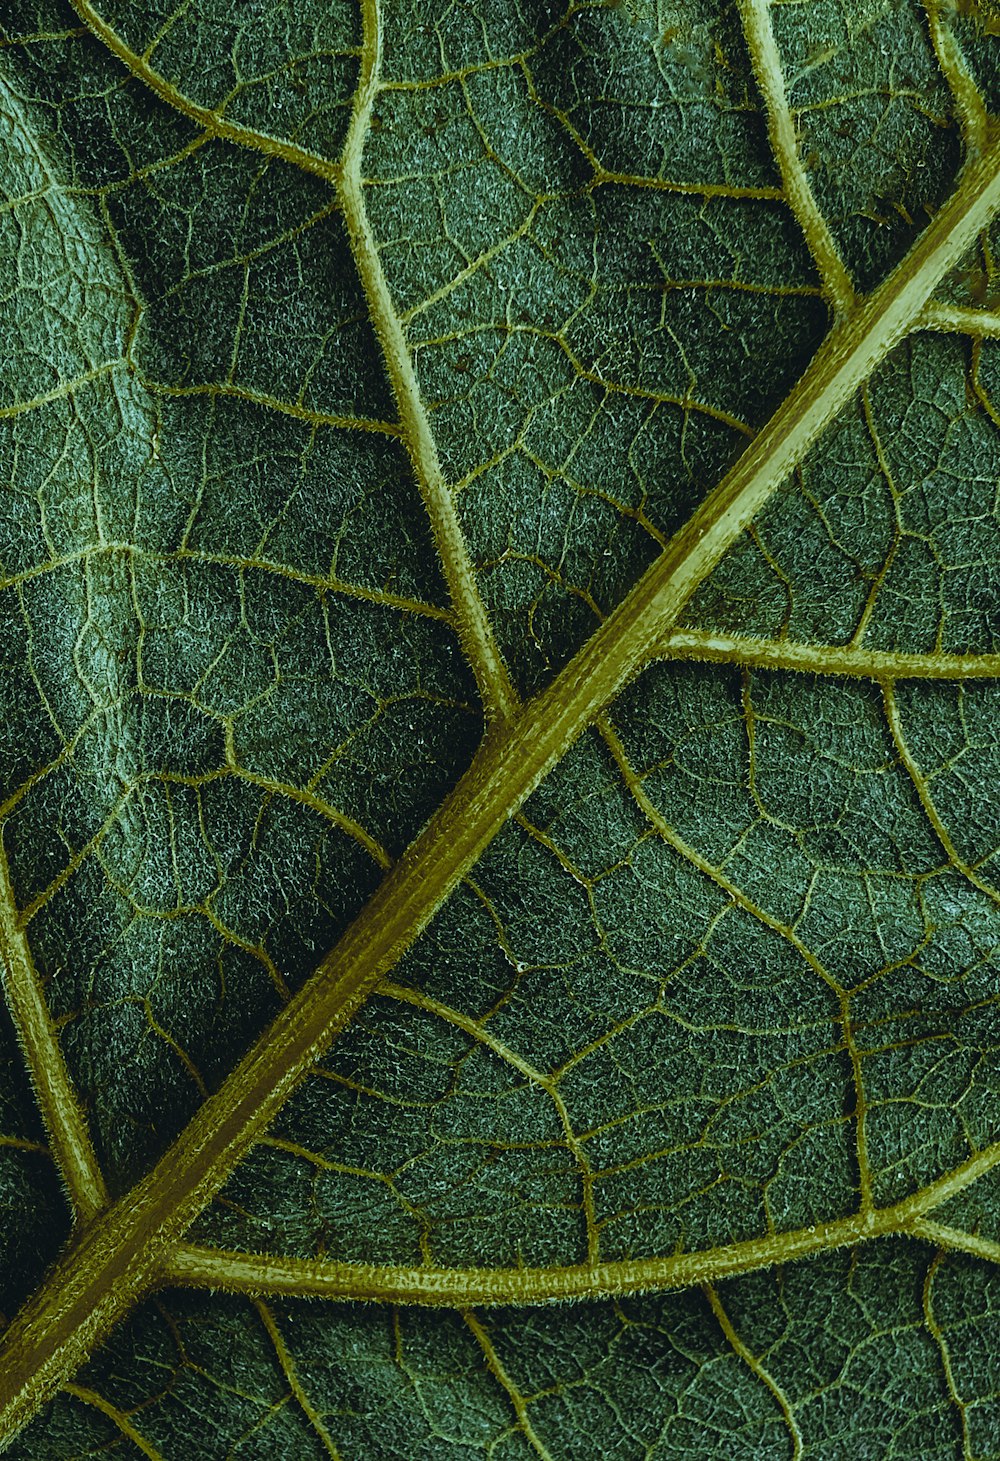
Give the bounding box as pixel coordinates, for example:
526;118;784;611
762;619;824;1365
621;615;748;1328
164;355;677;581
462;1311;554;1461
882;680;1000;907
254;1301;342;1460
3;54;1000;1460
0;842;107;1222
62;1384;164;1461
921;0;990;156
703;1284;804;1461
65;0;342;184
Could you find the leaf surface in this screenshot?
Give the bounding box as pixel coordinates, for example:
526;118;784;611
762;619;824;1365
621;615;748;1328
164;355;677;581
2;0;1000;1456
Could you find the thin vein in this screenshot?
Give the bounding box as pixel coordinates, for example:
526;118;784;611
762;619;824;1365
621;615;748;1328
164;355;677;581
226;763;391;871
62;1384;164;1461
598;712;873;1209
736;0;855;313
381;980;601;1262
0;542;452;629
657;628;1000;681
849;382;903;648
0;362;124;418
336;0;517;724
592;171;785;202
379;982;550;1089
182;549;452;625
0;841;108;1221
138;378;402;437
882;681;1000;907
66;0;342;184
254;1300;342;1460
703;1284;803;1461
921;1251;974;1459
462;1312;554;1461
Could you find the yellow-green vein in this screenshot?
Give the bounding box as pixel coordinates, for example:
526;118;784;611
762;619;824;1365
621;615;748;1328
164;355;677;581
657;628;1000;681
3;82;1000;1457
335;0;518;723
0;841;107;1221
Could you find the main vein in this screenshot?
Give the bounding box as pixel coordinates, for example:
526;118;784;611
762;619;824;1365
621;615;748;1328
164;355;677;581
1;126;999;1447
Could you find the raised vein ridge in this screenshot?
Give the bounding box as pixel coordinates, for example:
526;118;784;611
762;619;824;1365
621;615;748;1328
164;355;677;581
0;843;107;1222
659;628;1000;680
335;0;518;723
1;115;999;1447
737;0;855;313
162;1144;1000;1306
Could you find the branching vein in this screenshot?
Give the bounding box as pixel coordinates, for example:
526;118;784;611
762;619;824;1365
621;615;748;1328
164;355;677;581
736;0;855;314
598;713;873;1209
462;1311;554;1461
66;0;341;184
68;0;517;726
883;681;1000;907
161;1143;1000;1305
62;1384;163;1461
254;1300;342;1460
922;1250;974;1459
703;1284;803;1461
336;0;517;724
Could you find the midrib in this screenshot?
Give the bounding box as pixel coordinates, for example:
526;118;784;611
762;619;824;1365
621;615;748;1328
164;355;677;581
4;15;1000;1451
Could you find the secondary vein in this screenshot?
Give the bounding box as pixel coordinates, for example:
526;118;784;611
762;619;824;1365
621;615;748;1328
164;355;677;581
0;841;108;1222
336;0;518;724
161;1137;1000;1305
921;0;990;156
737;0;855;314
66;0;341;183
657;628;1000;681
68;0;517;726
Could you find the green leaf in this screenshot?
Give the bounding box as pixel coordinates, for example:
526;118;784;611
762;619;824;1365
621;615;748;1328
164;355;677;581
2;0;1000;1455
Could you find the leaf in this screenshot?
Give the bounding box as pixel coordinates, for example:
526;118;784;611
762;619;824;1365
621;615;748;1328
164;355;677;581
1;0;1000;1455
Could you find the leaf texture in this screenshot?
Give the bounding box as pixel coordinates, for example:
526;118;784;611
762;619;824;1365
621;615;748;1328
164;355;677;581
2;0;1000;1456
